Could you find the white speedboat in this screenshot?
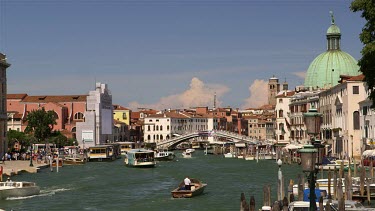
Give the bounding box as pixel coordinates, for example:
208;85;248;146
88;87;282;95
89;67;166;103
182;151;192;158
224;152;236;158
185;149;195;153
154;151;176;161
0;181;40;199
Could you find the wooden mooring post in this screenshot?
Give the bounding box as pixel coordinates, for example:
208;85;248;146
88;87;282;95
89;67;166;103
240;192;249;211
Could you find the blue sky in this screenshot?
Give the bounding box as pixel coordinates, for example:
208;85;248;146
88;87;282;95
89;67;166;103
0;0;364;110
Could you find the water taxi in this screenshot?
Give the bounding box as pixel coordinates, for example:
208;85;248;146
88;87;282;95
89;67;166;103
117;141;136;155
154;151;175;161
88;145;117;161
0;180;40;199
171;178;207;198
124;149;156;167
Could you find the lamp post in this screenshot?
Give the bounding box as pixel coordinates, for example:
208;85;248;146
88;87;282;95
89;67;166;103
29;143;34;167
300;106;323;211
299;145;318;210
277;159;283;201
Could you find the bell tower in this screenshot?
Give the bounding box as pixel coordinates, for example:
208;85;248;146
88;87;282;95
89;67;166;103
268;76;280;106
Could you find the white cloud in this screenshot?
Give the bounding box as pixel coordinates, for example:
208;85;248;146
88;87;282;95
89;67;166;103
292;71;306;79
242;79;268;109
128;77;229;110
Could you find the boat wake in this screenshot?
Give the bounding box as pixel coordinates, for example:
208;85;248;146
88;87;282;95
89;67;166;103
6;188;72;200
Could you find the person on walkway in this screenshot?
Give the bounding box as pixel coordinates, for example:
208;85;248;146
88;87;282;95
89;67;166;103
184;176;191;190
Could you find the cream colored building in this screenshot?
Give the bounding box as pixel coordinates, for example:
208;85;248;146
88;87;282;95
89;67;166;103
319;75;366;159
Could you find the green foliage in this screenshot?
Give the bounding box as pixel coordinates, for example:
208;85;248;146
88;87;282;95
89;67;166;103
48;131;75;148
351;0;375;107
6;130;35;152
24;107;57;142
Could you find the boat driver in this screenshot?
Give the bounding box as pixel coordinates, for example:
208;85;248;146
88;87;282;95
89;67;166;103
6;177;13;186
184;176;191;190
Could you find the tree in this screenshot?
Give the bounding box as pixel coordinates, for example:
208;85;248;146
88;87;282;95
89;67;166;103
48;131;75;147
351;0;375;107
24;107;57;143
7;130;28;152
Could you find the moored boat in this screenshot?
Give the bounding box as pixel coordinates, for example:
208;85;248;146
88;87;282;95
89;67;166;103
63;157;86;165
124;149;156;167
171;178;207;198
0;180;40;199
52;158;64;167
224;152;236;158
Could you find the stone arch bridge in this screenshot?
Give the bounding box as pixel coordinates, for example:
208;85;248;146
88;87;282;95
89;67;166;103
156;130;259;150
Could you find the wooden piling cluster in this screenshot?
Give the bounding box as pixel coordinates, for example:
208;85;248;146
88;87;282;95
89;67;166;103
240;160;375;210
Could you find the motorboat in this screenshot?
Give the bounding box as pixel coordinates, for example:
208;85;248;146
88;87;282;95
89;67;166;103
319;158;350;170
154;151;175;161
63;157;86;165
182;151;192;158
224;152;236;158
124;149;156;167
185;148;195;153
171;178;207;198
0;180;40;199
52;158;64;167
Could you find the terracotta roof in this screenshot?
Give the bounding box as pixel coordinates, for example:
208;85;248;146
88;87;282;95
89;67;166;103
21;95;88;103
260;104;275;110
347;74;365;81
113;104;130;110
148;112;189;119
131;112;141;119
7;94;28;100
276;91;295;98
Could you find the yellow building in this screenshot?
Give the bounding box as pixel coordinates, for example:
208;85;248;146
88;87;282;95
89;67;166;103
113;105;131;126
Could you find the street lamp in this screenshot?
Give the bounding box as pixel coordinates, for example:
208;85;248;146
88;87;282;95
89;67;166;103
299;144;318;211
29;144;34;167
300;107;323;211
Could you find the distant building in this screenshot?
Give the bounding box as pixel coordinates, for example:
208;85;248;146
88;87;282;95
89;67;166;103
268;76;280;106
7;93;87;138
76;83;113;148
275;90;295;144
0;53;10;159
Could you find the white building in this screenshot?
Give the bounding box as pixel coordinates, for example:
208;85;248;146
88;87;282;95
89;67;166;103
76;83;113;148
319;75;366;159
359;99;375;151
275;90;295;144
144;110;218;144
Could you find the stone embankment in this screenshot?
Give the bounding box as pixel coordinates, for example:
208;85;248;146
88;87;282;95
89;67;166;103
0;160;49;178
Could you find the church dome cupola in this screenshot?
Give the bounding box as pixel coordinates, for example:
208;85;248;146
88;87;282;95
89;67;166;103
304;11;359;88
326;11;341;50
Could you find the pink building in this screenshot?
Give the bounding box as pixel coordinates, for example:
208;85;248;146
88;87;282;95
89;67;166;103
7;94;87;139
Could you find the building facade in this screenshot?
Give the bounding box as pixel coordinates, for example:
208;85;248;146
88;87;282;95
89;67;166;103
76;83;113;148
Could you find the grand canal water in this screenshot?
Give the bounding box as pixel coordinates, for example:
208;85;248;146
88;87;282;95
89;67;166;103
2;150;302;211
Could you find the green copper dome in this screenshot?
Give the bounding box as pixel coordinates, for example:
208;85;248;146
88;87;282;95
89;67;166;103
304;12;359;88
304;50;359;88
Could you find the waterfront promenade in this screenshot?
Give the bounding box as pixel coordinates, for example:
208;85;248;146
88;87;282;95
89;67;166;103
0;160;49;177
